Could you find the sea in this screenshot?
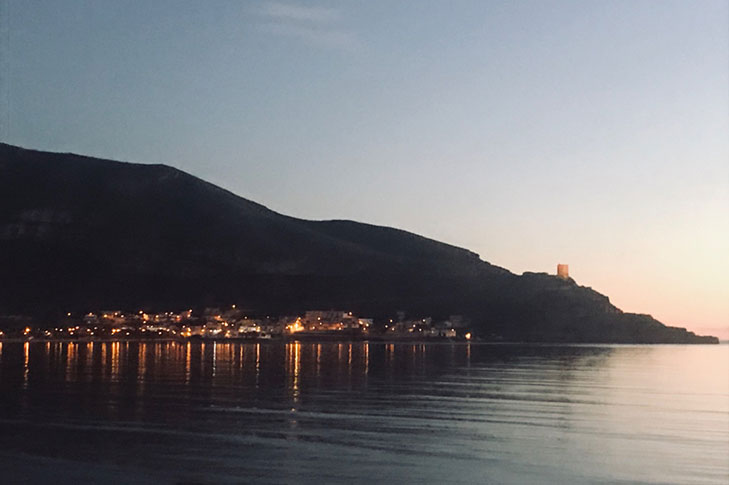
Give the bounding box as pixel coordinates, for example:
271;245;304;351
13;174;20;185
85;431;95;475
0;340;727;484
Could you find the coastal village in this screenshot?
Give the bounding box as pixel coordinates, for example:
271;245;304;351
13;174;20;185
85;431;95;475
0;265;574;342
0;308;473;341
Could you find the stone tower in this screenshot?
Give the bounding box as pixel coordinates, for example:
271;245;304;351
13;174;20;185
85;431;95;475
557;264;569;279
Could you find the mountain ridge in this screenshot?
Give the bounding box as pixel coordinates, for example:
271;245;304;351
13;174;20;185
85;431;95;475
0;142;717;343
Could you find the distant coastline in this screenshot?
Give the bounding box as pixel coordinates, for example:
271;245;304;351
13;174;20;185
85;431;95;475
0;143;720;345
0;337;720;345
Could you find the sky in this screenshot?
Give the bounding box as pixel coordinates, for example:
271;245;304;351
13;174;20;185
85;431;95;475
2;1;728;338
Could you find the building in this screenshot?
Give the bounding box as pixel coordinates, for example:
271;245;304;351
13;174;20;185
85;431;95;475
428;325;457;338
447;315;468;328
557;264;569;279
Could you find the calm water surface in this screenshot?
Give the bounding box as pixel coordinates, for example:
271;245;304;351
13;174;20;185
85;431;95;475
0;341;727;484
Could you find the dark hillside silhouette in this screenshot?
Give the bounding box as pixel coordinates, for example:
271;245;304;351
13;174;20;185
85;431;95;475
0;143;717;343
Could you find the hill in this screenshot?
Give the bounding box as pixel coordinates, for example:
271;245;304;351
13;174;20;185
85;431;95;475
0;143;717;343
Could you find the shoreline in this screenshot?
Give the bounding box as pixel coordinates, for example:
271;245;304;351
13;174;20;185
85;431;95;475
0;337;722;345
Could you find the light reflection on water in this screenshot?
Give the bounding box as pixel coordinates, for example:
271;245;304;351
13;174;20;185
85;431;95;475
0;341;727;484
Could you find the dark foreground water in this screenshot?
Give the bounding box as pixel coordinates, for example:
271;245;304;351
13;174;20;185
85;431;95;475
0;341;727;484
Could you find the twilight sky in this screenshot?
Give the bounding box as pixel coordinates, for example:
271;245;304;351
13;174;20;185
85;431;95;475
3;1;728;337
